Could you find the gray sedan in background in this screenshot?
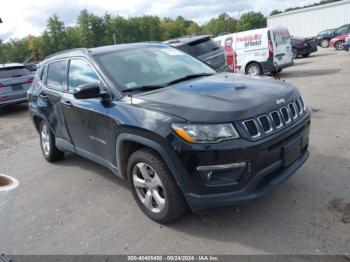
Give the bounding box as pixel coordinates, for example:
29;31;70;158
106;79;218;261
0;63;33;107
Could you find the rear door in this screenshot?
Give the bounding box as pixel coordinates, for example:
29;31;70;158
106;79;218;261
270;28;293;66
39;60;72;144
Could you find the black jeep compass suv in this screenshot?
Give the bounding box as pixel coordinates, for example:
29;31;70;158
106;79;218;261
28;43;310;223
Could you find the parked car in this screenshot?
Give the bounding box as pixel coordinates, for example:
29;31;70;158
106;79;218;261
330;34;348;51
316;24;350;48
344;34;350;51
214;27;294;76
291;37;317;59
28;43;310;223
0;63;33;107
163;35;227;72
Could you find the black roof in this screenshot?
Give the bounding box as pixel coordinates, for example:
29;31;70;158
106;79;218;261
43;42;167;64
163;35;212;47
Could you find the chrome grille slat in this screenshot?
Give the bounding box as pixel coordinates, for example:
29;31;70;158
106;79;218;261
242;96;306;139
242;119;261;138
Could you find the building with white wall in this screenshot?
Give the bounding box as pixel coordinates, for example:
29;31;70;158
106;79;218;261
267;0;350;37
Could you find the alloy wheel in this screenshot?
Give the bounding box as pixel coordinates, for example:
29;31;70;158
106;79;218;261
41;124;51;156
321;39;329;48
335;41;344;50
132;162;166;213
292;49;298;59
247;64;261;76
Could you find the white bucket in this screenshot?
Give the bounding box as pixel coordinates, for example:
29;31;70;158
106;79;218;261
0;175;19;251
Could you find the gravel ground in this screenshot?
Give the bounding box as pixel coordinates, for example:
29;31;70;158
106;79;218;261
0;47;349;255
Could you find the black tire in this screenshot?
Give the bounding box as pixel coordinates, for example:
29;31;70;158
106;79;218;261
127;148;188;223
335;41;345;51
302;54;310;58
292;48;298;59
245;62;262;76
39;122;64;162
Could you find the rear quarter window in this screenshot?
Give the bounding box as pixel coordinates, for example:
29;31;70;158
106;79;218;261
46;61;67;91
0;67;31;79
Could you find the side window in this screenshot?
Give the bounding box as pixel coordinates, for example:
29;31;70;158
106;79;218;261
41;65;48;83
47;61;67;91
68;59;100;93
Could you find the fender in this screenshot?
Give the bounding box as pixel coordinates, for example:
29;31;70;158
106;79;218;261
115;133;190;194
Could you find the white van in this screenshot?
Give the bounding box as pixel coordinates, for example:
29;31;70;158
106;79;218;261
214;27;293;75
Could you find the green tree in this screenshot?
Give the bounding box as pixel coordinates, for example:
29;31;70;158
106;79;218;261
202;13;237;36
238;12;266;32
47;14;65;52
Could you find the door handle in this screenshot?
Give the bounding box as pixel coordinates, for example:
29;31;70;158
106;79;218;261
61;100;73;108
39;93;48;99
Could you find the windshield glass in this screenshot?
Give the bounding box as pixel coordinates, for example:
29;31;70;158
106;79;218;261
95;46;215;91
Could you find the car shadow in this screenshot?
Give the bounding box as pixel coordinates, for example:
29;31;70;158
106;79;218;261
0;103;28;116
281;68;340;78
292;60;313;67
53;152;130;190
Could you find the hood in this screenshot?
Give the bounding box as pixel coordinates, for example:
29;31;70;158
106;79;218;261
131;73;299;122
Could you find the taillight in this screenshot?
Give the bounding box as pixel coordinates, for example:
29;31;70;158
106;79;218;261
268;40;274;58
27;77;34;83
0;83;5;88
298;40;305;46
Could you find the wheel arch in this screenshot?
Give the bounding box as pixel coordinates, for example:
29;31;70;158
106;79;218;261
115;133;189;194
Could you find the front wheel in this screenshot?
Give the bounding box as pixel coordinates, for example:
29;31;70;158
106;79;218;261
128;148;188;224
292;48;298;59
245;62;262;76
40;122;64;162
320;39;329;48
335;41;345;51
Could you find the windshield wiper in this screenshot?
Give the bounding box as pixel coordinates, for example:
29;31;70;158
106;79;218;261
166;73;214;86
123;84;166;92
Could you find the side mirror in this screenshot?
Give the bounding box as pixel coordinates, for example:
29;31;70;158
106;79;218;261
73;82;101;99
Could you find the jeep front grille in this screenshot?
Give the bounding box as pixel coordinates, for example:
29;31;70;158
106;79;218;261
241;97;307;139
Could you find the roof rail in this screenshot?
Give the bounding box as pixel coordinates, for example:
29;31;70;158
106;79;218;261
45;48;89;60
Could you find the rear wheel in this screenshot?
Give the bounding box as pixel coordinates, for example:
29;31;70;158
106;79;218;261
335;41;345;51
320;39;329;48
245;62;262;76
292;48;298;59
128;148;188;224
302;53;310;58
40;122;64;162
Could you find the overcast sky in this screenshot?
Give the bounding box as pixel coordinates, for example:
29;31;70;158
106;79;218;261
0;0;318;41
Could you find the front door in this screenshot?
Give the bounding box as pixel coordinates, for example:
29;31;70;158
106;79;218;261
61;58;111;163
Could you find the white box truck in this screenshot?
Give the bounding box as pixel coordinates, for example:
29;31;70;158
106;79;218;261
214;27;294;75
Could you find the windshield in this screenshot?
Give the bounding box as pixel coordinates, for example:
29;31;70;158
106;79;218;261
95;46;215;91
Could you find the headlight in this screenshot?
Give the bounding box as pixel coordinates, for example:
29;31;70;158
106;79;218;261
171;123;239;143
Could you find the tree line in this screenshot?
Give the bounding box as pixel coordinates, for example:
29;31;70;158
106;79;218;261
0;10;267;64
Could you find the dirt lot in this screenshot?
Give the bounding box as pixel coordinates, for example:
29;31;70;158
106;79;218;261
1;48;350;255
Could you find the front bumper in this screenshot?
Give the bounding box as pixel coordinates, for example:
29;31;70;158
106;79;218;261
297;46;317;55
172;113;310;212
